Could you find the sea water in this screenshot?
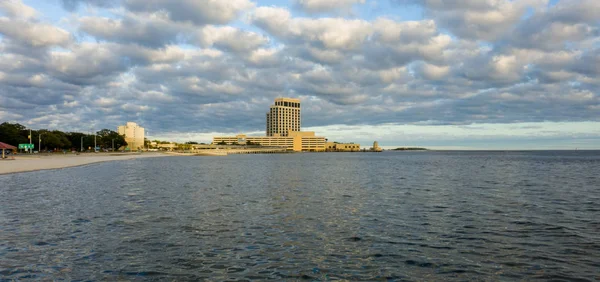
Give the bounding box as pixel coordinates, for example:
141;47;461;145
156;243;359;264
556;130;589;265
1;151;599;280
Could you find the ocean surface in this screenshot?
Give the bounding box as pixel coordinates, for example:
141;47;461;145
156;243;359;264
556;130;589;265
1;151;599;281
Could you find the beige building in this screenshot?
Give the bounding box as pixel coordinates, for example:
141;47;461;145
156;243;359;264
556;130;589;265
213;131;325;152
117;122;145;150
372;141;383;152
326;142;361;152
266;97;301;137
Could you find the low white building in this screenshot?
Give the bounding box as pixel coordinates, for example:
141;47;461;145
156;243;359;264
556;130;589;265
213;131;326;152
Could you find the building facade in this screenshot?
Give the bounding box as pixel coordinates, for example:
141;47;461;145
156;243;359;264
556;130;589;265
117;122;145;150
325;142;361;152
266;97;301;137
372;141;382;152
213;131;325;152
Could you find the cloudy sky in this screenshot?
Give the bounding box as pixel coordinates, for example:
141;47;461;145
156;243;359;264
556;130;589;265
0;0;599;149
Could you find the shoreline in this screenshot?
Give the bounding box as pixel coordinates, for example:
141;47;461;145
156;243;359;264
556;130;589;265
0;153;170;175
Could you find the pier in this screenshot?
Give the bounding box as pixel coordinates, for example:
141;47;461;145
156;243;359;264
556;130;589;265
166;147;289;156
223;148;289;155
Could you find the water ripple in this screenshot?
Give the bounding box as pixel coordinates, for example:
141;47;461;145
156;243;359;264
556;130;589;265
1;151;599;280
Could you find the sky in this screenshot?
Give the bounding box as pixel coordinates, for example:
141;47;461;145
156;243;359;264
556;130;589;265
0;0;599;149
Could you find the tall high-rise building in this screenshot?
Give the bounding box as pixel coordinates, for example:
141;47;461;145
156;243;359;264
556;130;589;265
266;97;301;136
117;122;145;150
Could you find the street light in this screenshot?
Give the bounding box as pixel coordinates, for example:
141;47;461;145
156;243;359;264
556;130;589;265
38;132;44;153
112;138;115;152
80;136;84;152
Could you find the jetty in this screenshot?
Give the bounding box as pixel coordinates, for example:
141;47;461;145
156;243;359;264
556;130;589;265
166;147;289;156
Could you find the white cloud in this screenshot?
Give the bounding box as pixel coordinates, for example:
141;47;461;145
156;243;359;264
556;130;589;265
416;63;450;80
378;67;410;84
250;7;292;37
0;18;71;47
373;18;438;44
246;48;281;67
196;26;268;53
305;121;600;148
0;0;38;20
0;0;599;148
252;7;372;50
398;0;547;41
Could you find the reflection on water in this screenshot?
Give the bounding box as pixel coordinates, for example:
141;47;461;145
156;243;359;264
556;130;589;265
1;151;599;280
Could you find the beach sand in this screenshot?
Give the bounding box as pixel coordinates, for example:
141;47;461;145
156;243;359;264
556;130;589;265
0;153;169;175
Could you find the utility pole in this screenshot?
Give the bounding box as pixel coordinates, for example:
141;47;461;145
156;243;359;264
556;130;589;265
29;129;32;154
81;136;84;152
92;128;97;152
89;127;94;152
38;133;42;153
112;139;115;151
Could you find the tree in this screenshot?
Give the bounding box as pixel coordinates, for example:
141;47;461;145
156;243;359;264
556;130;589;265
0;122;28;146
66;132;86;151
0;123;127;152
176;143;192;150
52;130;71;149
37;130;71;150
217;141;227;145
96;129;127;149
186;141;199;144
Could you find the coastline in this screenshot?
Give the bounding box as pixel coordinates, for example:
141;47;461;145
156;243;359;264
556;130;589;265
0;153;170;175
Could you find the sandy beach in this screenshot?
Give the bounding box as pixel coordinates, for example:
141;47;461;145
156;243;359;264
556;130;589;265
0;153;169;175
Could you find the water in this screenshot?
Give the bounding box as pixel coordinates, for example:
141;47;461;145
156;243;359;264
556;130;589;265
1;151;599;281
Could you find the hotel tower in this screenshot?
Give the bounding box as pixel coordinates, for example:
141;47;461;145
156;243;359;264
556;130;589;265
266;98;301;136
214;97;330;151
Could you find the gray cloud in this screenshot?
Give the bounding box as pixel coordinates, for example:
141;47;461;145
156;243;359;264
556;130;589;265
45;43;130;86
60;0;119;11
0;0;598;141
392;0;546;41
78;13;191;48
123;0;254;25
294;0;365;14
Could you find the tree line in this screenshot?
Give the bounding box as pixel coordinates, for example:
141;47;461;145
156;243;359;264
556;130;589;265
0;122;127;151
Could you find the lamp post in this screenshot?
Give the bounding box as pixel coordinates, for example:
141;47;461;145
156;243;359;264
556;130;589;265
80;136;84;152
38;133;44;153
112;138;115;152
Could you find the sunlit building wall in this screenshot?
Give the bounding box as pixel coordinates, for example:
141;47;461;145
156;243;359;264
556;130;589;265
117;122;145;150
266;98;301;137
325;142;361;152
213;131;325;152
